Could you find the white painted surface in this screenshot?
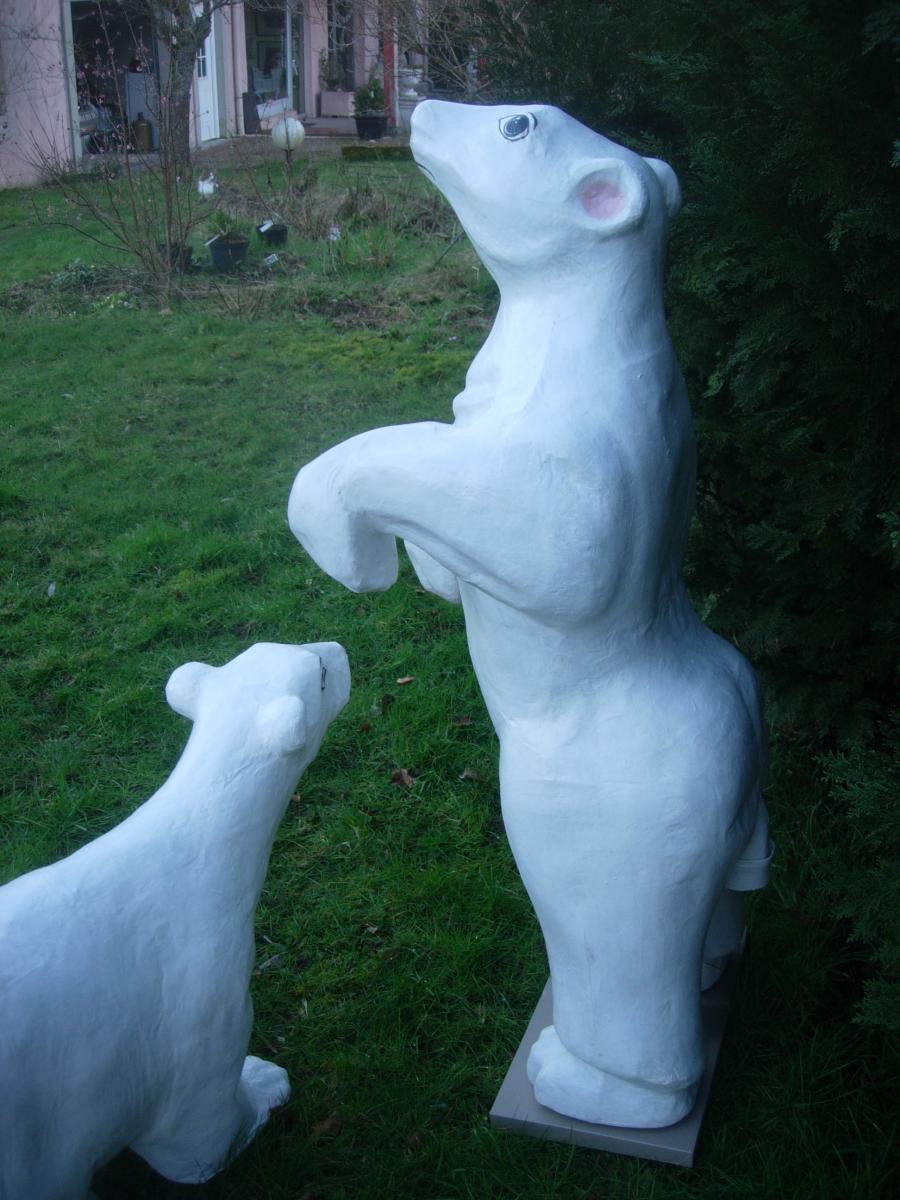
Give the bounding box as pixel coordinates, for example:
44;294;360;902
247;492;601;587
0;0;73;187
288;101;772;1129
0;641;349;1197
194;8;219;142
271;116;305;151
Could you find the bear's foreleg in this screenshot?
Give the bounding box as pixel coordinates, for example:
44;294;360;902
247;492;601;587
129;1055;289;1184
236;1054;291;1143
288;422;572;609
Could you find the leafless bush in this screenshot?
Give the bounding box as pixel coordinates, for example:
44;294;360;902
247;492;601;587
397;188;457;238
326;226;402;273
336;171;394;228
219;138;333;241
21;3;235;300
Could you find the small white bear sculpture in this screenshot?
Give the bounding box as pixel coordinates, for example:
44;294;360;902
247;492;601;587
0;641;350;1199
288;101;773;1129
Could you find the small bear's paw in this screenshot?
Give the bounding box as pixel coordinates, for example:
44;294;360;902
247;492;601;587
526;1025;697;1129
240;1055;291;1133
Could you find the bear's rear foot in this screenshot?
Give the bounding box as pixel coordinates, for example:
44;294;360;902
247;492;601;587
526;1026;698;1129
239;1055;291;1139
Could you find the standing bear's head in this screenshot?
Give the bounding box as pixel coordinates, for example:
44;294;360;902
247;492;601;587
410;101;681;288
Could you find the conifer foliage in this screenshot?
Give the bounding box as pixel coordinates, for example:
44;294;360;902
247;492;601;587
474;0;900;1030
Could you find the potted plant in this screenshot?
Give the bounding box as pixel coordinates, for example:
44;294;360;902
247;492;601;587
319;51;344;92
256;217;288;246
353;75;388;140
206;212;252;272
156;238;193;273
319;51;353;117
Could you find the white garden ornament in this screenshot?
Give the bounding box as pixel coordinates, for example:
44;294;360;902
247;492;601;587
288;101;773;1129
0;641;349;1198
271;116;305;153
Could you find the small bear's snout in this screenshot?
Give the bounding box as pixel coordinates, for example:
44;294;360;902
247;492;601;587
307;641;351;717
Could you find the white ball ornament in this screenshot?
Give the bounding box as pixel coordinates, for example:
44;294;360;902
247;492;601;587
271;117;305;152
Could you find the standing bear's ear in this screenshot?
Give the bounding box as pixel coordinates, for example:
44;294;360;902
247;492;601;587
643;156;681;221
257;696;308;756
166;661;215;721
570;158;649;236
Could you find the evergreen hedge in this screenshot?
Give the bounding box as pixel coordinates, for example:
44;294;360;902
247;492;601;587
472;0;899;1031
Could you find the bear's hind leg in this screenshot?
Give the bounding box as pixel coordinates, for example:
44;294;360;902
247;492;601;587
503;778;728;1129
702;797;774;988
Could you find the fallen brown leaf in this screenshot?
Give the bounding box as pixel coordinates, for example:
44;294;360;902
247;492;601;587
391;768;415;788
396;675;415;685
459;767;480;781
310;1115;342;1139
451;715;473;726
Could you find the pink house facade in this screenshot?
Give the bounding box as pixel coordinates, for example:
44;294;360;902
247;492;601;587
0;2;386;188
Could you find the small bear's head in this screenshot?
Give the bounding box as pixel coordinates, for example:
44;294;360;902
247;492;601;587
165;641;350;764
410;100;680;286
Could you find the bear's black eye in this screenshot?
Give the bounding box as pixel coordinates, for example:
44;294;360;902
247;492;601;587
499;114;532;141
320;661;327;691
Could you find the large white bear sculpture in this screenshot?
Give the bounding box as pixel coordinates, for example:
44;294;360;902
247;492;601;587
0;641;350;1199
288;101;773;1129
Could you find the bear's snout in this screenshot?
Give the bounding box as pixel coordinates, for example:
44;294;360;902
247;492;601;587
305;641;351;719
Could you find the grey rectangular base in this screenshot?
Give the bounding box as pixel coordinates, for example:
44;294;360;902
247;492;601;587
489;959;740;1167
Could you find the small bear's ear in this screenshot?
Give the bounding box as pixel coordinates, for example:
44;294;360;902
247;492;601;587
258;696;308;756
166;661;215;721
643;156;681;221
571;158;648;236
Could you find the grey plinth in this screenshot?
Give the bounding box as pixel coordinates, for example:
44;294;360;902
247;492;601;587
489;958;742;1167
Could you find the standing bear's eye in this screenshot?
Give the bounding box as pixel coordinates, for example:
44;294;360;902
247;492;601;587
499;114;534;141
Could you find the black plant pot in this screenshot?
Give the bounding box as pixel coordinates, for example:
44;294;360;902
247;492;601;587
157;241;192;273
256;223;288;246
354;114;388;140
209;238;249;272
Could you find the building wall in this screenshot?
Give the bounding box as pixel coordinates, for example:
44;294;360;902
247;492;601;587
0;0;236;184
218;2;245;136
0;0;75;187
305;0;385;119
307;6;328;112
357;0;381;91
1;3;394;189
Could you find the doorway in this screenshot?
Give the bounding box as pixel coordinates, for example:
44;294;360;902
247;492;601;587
245;3;306;124
69;0;160;153
193;10;220;142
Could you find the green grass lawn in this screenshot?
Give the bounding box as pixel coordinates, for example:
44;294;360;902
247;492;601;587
0;162;896;1199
